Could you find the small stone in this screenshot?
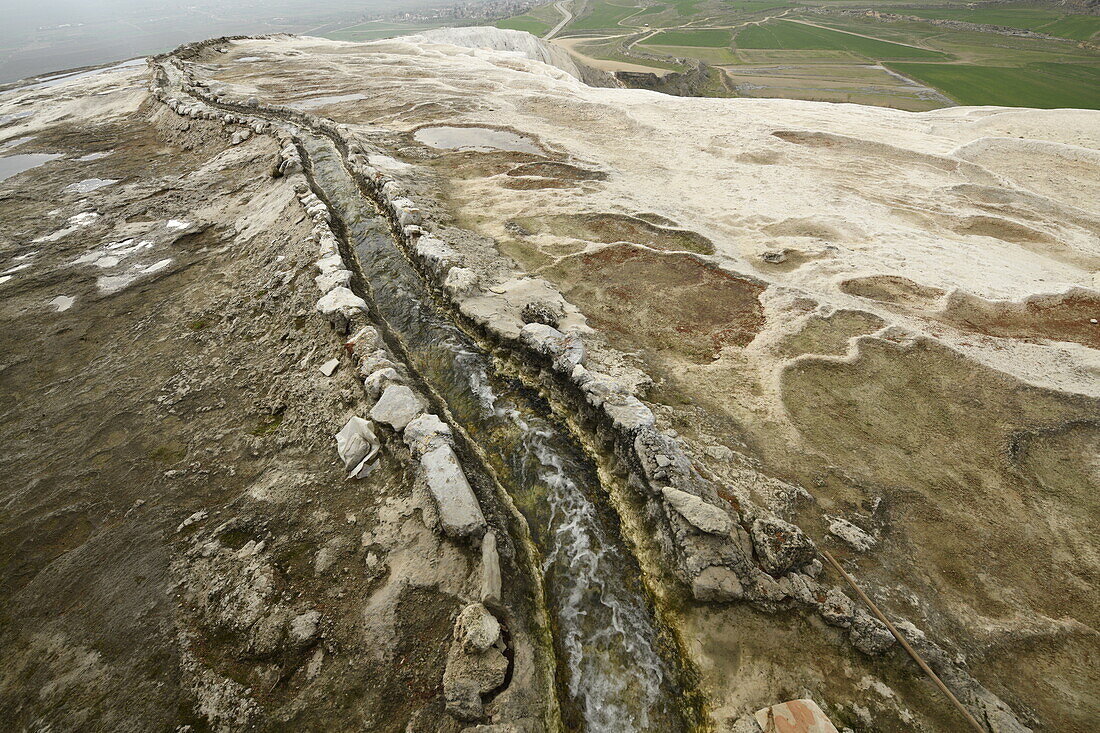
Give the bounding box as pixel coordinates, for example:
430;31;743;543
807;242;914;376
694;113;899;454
850;610;895;655
316;287;367;333
363;367;400;399
444;267;479;298
755;571;787;601
403;413;453;458
518;322;565;358
803;558;823;578
346;325;381;356
820;587;855;628
751;515;816;576
314;269;352;293
176;509;207;533
306;648;324;679
319;358;339;376
369;384;426;431
249;611;288;656
421;445;486;538
289;610;321;645
315;254;344;275
705;444;734;461
445;679;485;722
358;349;396;376
521;300;563;328
443;644;508;722
454;603;501;652
662;487;733;535
334;416;379;476
785;572;819;605
480;531;502;607
603;396;655;434
828;516;876;552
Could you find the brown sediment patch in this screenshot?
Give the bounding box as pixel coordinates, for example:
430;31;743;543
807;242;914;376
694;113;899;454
940;287;1100;349
779;336;1100;730
512;213;714;255
763;217;848;241
839;275;945;307
1012;420;1100;509
499;177;575;190
632;212;680;227
772;130;842;149
771;129;965;175
952;215;1054;244
545;243;764;362
735;149;784;165
506;161;607;181
775;309;885;358
781;336;1098;621
423;148;542;182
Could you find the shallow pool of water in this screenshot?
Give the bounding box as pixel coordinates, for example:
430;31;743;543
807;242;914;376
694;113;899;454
1;136;34;151
0;153;62;182
414;125;541;154
65;178;118;194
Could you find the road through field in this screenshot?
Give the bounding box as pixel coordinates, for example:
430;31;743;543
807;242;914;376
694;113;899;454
781;18;937;52
546;1;574;39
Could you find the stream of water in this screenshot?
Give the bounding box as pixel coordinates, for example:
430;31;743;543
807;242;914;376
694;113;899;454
298;132;687;732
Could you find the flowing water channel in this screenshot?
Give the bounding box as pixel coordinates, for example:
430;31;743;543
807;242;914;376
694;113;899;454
297;131;689;732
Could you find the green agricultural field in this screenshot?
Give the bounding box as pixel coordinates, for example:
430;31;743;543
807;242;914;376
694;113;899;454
722;0;792;12
571;0;644;30
669;0;704;16
898;7;1100;41
535;0;1099;110
495;1;563;36
1033;14;1100;42
736;19;947;59
888;61;1100;108
578;39;689;70
643;28;731;46
733;48;865;64
643;44;739;63
496;15;555;35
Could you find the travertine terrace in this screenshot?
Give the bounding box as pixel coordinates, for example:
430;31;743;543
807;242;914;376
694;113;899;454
1;27;1097;733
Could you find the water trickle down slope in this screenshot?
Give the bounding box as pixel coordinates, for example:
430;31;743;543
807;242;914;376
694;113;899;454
298;130;692;731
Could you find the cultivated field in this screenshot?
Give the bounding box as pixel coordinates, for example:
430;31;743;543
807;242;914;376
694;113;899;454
735;20;947;59
888;61;1100;108
490;0;1100;110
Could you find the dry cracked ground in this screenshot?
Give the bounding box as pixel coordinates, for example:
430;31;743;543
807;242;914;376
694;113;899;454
1;28;1098;733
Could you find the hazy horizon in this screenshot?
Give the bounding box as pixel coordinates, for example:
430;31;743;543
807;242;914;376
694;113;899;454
0;0;462;83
